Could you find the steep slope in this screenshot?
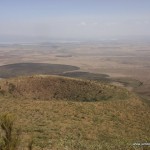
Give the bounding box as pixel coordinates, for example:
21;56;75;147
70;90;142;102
0;75;149;150
0;75;134;101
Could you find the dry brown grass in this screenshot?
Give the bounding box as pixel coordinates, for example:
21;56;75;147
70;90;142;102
0;75;133;102
0;97;149;149
0;114;20;150
0;75;149;149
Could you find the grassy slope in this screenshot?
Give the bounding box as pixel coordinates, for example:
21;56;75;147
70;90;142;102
0;75;133;102
0;76;149;149
0;98;149;150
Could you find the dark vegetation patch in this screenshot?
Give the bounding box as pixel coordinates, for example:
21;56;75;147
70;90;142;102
0;63;142;89
60;72;110;82
0;63;79;78
59;72;145;99
112;78;143;88
0;75;133;102
60;72;142;88
0;63;143;99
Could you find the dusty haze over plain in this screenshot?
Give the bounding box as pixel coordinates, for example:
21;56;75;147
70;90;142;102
0;0;150;42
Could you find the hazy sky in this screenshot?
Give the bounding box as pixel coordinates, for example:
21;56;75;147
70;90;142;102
0;0;150;42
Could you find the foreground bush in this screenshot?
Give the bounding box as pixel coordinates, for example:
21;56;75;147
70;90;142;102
0;114;33;150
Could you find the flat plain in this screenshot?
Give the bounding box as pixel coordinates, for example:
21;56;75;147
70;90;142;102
0;41;150;100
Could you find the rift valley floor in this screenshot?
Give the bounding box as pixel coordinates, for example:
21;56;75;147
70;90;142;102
0;41;150;150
